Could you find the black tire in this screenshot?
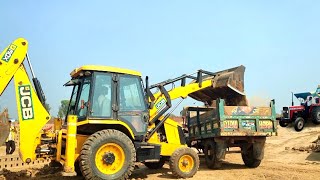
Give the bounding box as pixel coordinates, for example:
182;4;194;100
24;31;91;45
279;120;289;127
241;145;262;168
169;147;199;178
294;117;305;132
144;159;165;169
79;129;136;180
312;107;320;124
204;140;222;169
74;161;82;176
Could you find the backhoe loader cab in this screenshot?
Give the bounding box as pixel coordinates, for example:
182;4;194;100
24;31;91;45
65;65;149;136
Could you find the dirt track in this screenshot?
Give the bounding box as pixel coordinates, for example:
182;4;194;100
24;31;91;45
1;124;320;180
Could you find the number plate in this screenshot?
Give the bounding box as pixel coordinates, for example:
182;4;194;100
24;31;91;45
223;120;238;129
259;120;273;129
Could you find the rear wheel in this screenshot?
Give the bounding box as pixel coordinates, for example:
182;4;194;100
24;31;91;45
279;120;289;127
312;107;320;124
204;140;222;169
294;117;305;132
79;129;135;180
144;159;165;169
169;147;199;178
241;144;263;168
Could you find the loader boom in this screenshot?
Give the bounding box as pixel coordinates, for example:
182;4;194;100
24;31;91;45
149;66;247;120
146;66;247;139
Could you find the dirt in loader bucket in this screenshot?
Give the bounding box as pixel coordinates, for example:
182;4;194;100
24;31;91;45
189;65;248;106
0;109;10;145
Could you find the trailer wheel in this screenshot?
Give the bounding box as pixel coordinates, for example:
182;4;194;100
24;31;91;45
294;117;305;131
144;159;165;169
312;107;320;124
169;147;199;178
241;144;262;168
79;129;136;180
204;141;222;169
279;121;289;127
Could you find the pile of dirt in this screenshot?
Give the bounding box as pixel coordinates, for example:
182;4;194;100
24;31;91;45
34;164;62;176
0;169;32;180
0;164;78;180
289;144;319;152
285;133;320;152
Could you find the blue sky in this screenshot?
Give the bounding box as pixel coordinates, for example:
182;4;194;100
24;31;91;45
1;1;320;118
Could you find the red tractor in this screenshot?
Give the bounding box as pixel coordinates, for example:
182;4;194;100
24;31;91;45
278;86;320;131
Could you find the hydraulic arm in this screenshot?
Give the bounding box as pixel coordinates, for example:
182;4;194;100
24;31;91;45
146;66;247;139
0;38;50;162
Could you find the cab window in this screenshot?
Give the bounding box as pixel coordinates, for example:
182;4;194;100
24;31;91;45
119;76;146;111
91;73;112;117
76;79;91;117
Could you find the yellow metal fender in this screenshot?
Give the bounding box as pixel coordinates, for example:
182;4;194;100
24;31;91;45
77;120;135;140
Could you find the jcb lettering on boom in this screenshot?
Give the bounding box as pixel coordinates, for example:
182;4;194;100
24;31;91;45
155;98;166;112
1;44;17;62
19;85;34;120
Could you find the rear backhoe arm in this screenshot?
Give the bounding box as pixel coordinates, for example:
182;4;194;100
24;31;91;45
0;38;50;163
0;38;27;95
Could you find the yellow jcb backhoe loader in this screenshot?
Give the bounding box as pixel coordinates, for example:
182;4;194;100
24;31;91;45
0;38;246;179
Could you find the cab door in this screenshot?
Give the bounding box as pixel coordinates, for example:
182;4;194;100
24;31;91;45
118;75;148;136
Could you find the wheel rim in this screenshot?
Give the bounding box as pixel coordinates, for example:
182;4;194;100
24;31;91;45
178;155;194;173
95;143;125;175
317;112;320;120
297;120;303;129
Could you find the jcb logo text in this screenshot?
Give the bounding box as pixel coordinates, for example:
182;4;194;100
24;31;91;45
1;44;17;62
19;85;34;120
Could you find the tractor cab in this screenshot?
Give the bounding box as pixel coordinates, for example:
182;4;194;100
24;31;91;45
64;65;149;137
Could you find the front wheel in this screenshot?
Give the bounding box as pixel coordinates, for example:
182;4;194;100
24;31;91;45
169;147;199;178
294;117;305;132
279;120;289;127
79;129;136;180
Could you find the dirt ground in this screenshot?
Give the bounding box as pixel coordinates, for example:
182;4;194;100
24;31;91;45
1;124;320;180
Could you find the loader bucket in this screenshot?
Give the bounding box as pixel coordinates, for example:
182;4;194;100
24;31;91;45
189;65;248;106
0;109;10;145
